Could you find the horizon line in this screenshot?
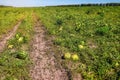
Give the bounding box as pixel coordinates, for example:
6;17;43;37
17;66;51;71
0;2;120;7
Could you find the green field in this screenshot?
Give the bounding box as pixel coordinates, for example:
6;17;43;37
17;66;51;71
0;6;120;80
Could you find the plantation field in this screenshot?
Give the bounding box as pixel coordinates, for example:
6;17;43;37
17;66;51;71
0;8;27;39
37;6;120;80
0;6;120;80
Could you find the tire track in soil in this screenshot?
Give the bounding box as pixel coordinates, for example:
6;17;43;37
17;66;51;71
29;19;69;80
0;22;21;53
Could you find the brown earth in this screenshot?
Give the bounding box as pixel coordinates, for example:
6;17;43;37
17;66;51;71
29;18;69;80
0;22;21;53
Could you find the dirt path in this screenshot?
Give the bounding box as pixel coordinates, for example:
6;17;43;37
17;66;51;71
0;22;21;53
29;19;69;80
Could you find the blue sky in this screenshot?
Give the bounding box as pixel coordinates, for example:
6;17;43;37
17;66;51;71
0;0;120;7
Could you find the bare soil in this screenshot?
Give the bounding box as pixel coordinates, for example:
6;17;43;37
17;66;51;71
29;19;69;80
0;22;21;53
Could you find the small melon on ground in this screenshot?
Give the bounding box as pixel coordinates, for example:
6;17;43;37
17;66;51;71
78;45;84;49
72;54;79;61
15;34;20;39
8;44;14;49
16;51;28;60
64;52;71;59
18;37;24;43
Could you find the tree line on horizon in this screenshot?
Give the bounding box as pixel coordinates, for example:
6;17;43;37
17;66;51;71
0;3;120;7
47;3;120;7
0;5;13;7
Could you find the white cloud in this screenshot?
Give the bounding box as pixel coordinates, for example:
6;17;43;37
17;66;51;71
0;0;38;7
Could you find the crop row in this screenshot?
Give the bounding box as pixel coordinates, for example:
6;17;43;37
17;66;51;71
0;9;33;80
